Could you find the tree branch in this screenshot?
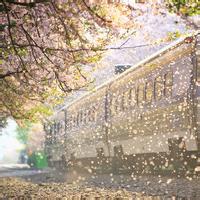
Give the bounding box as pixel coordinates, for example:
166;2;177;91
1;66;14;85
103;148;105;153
5;0;50;7
0;70;24;79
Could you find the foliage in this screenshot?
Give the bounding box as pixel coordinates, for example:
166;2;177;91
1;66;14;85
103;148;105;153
0;0;132;124
167;31;182;41
0;117;7;134
16;120;32;144
167;0;200;16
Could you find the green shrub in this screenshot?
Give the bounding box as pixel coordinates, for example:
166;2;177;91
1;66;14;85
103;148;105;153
167;0;200;16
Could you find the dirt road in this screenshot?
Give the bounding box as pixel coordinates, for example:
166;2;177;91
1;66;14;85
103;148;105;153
0;165;200;199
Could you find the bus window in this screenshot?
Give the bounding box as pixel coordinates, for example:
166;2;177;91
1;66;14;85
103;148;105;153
145;81;153;103
76;113;79;126
111;93;123;115
123;90;128;110
110;96;116;116
92;107;97;121
137;84;144;105
78;111;82;125
87;110;90;122
57;122;60;133
129;87;136;106
155;75;163;101
68;116;72;130
83;110;87;124
66;119;69;130
88;109;93;122
120;94;124;111
123;89;132;109
115;97;119;112
73;116;76;127
164;71;173;97
115;94;123;113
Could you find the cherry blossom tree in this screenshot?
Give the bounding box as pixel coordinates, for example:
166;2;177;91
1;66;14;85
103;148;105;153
0;0;132;125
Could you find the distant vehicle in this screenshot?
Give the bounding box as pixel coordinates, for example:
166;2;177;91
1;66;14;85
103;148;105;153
44;32;200;174
115;64;132;74
18;150;28;164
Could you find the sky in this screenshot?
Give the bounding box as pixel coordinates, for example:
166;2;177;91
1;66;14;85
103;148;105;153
0;119;24;164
